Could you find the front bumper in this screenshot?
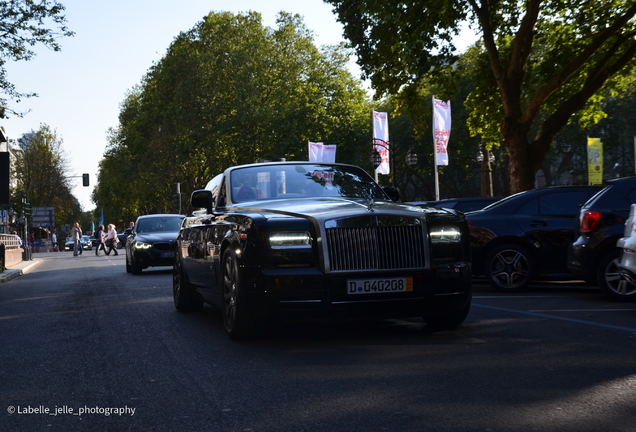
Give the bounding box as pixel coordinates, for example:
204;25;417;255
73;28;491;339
243;262;472;322
132;248;175;269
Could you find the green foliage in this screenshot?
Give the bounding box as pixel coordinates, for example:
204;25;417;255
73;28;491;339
0;1;74;118
11;123;80;227
326;0;636;192
94;11;371;220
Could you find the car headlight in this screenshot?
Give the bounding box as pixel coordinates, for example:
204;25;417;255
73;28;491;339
135;242;153;249
269;231;311;247
430;226;461;244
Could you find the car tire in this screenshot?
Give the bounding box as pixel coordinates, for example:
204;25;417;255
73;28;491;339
423;296;471;330
485;244;535;292
131;258;142;275
221;248;255;340
173;255;203;312
597;249;636;302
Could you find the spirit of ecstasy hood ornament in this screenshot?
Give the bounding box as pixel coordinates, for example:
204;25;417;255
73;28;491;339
367;198;375;212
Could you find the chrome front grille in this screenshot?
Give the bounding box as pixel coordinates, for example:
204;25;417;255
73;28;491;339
326;225;425;271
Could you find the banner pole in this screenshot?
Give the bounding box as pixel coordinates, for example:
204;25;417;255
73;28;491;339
432;96;439;200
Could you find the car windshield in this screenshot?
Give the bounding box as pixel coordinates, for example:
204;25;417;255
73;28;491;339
230;164;386;203
136;217;184;234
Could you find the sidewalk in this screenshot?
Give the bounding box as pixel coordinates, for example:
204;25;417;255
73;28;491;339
0;258;45;283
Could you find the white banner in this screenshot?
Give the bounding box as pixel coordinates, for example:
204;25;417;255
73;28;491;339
373;111;390;175
308;142;337;163
432;98;451;166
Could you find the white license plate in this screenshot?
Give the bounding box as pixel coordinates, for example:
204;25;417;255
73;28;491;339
347;277;413;295
161;252;174;258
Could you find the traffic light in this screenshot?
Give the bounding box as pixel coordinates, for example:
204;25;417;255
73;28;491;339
173;193;181;213
23;203;31;216
82;173;89;187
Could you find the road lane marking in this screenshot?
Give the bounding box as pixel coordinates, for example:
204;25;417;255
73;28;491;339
472;303;636;333
474;295;593;299
529;309;636;312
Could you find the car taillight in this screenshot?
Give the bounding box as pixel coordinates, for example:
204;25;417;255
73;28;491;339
579;211;601;233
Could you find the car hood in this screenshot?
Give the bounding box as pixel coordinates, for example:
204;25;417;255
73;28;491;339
133;232;179;243
231;197;461;222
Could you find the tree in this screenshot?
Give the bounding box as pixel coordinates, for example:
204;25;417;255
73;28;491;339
0;1;73;117
325;0;636;193
94;11;371;218
11;123;79;227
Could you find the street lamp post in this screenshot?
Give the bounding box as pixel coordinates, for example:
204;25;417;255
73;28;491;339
369;139;418;186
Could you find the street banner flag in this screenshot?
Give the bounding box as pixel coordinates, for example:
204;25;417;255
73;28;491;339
98;208;104;228
92;221;95;233
587;137;603;184
433;97;451;166
372;111;390;175
308;142;337;163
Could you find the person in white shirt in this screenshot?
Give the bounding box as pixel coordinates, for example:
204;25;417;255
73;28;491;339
71;222;82;257
105;224;119;256
51;231;58;252
12;231;22;248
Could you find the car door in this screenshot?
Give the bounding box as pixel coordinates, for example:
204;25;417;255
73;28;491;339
513;190;588;274
198;176;229;302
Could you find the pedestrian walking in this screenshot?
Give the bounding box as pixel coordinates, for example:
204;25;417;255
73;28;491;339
51;230;58;252
71;222;82;257
105;224;119;256
95;225;106;256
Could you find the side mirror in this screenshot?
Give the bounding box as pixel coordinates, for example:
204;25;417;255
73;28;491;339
191;190;213;213
383;186;400;202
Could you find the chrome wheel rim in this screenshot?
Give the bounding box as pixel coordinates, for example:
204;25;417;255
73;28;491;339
489;249;530;289
606;259;636;297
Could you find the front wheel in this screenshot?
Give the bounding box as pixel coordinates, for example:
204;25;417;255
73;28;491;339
485;244;535;292
131;256;142;275
423;296;471;330
597;250;636;302
222;249;255;340
173;255;203;312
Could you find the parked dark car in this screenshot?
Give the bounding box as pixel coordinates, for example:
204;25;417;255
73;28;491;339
567;177;636;301
466;186;603;292
408;197;503;213
64;235;92;252
125;214;185;275
174;161;473;340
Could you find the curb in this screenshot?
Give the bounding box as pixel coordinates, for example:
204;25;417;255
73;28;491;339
0;259;44;284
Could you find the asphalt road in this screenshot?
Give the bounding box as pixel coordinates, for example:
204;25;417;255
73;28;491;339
1;253;635;432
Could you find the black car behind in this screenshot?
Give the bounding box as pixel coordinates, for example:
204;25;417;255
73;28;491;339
567;177;636;301
466;186;602;292
125;214;185;274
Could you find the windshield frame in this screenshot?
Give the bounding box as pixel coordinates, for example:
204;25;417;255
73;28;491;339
228;163;387;204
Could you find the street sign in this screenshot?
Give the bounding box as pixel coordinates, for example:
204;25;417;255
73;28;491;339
32;206;55;228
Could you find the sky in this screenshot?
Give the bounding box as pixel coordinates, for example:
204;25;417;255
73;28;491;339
2;0;476;210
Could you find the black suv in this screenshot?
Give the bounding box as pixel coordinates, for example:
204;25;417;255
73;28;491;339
567;177;636;301
466;186;602;292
